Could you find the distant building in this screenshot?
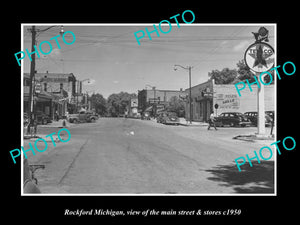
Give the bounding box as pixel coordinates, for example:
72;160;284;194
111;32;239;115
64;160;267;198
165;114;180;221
185;79;275;122
138;88;184;115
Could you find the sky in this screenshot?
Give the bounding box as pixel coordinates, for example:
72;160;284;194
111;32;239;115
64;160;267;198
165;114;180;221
22;24;275;98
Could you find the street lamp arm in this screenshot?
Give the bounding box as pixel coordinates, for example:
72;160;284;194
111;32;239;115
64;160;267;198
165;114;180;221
38;26;57;32
36;25;64;36
174;64;190;71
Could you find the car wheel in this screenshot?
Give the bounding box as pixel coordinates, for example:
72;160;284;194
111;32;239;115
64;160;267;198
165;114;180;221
91;118;95;123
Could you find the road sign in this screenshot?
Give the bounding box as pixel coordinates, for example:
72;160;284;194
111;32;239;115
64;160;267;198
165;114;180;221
131;98;138;107
244;42;275;73
149;98;160;103
244;27;274;136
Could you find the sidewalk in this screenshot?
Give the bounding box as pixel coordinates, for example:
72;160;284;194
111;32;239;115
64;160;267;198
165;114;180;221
23;119;74;140
38;119;76;128
178;117;208;127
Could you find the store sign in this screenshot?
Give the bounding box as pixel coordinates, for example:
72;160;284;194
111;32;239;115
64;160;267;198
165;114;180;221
149;98;159;103
41;77;69;83
216;94;240;109
244;42;275;73
131;98;138;107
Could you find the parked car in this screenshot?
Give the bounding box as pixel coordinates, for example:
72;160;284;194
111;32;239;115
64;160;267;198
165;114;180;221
156;112;180;125
35;111;52;125
244;111;273;126
215;112;251;127
68;111;98;123
141;112;151;120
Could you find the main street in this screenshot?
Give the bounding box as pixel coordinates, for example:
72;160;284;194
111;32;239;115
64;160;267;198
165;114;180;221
25;118;275;194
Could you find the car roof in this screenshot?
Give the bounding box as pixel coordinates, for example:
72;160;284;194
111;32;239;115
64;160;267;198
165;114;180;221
220;112;242;114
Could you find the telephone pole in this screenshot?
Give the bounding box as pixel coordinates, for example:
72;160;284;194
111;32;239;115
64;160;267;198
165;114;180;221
27;26;36;134
174;65;193;124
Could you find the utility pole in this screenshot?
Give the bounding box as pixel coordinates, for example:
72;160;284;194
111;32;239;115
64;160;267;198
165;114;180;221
25;25;65;134
174;64;193;124
188;66;192;124
27;26;36;134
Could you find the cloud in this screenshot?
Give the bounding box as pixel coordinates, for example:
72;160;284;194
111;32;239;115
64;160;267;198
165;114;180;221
50;48;61;57
40;48;61;59
233;40;250;52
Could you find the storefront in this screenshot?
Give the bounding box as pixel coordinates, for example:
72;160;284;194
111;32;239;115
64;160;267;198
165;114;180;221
185;79;275;122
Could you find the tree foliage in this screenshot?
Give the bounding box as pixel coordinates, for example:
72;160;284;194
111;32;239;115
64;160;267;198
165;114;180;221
208;68;238;84
236;59;256;82
165;96;185;117
89;93;107;116
208;60;274;84
106;92;137;117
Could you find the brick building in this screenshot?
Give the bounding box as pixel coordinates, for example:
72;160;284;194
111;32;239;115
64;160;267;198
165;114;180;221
24;72;77;120
185;79;275;122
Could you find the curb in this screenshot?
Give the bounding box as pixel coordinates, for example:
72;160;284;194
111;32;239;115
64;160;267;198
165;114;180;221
178;123;208;127
233;134;274;142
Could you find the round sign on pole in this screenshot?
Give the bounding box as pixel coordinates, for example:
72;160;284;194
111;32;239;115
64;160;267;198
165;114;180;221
244;42;275;73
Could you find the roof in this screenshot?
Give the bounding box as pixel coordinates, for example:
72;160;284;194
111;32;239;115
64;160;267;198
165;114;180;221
24;72;76;81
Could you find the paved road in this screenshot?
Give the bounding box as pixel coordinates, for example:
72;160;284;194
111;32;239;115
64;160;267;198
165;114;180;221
26;118;275;194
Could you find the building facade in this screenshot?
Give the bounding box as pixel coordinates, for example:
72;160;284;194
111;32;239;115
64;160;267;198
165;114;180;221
185;79;275;122
24;72;77;120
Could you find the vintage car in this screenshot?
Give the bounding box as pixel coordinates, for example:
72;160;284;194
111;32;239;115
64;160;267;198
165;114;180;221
156;112;180;125
214;112;251;127
141;112;151;120
244;111;273;126
35;111;52;125
68;111;98;123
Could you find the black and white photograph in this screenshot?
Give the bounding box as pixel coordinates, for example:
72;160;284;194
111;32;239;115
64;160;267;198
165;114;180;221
5;5;298;224
21;24;276;195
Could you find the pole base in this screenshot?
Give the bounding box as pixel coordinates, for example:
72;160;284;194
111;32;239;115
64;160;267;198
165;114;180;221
255;133;273;139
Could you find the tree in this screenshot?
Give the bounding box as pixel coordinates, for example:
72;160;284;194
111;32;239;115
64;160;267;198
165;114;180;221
107;92;136;117
166;96;185;117
89;93;107;116
208;68;238;84
236;59;255;82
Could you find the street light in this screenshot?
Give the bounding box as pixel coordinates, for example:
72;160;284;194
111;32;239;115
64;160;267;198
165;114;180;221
174;64;192;124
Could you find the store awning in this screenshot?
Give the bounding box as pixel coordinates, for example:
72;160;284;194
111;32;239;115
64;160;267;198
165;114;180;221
144;106;153;112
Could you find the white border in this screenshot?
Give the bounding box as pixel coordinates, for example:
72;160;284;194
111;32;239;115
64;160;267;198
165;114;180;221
21;23;277;196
